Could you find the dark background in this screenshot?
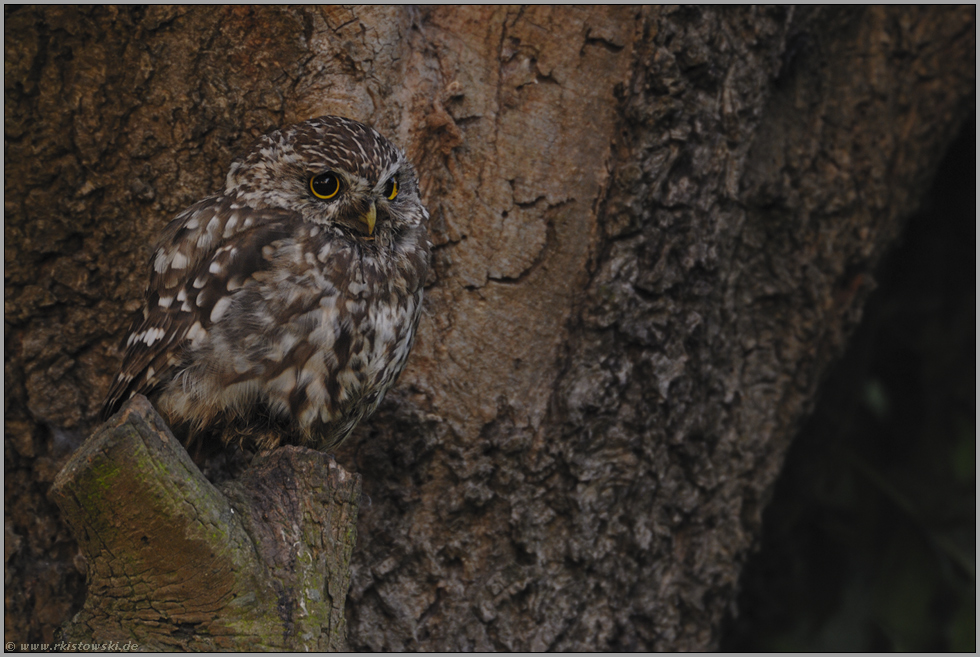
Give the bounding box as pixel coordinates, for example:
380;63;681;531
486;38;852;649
723;118;976;651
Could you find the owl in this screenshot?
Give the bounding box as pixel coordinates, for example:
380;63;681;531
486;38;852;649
101;116;430;453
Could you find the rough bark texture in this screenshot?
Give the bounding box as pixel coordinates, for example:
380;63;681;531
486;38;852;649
48;396;359;651
4;5;975;650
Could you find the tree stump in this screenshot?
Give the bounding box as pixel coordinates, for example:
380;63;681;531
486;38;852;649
49;395;360;651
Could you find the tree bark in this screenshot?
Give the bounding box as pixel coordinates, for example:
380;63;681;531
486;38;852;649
4;5;974;650
48;396;359;651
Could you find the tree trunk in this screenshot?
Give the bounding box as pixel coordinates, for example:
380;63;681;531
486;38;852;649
4;5;974;650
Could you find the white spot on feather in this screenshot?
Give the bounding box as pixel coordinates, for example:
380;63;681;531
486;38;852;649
267;369;297;397
186;321;207;345
223;214;239;237
210;296;232;323
171;252;188;270
233;356;252;374
142;327;163;346
153;251;168;273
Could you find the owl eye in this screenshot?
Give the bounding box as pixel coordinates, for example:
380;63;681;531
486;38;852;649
310;172;341;200
383;177;398;201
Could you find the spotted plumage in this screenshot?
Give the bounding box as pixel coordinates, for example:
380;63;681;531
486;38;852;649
102;116;430;452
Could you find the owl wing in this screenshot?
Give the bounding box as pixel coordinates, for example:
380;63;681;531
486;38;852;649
100;196;299;421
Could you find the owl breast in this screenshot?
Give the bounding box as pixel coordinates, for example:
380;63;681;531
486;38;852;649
152;218;427;452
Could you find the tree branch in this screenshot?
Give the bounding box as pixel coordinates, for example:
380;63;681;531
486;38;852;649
49;395;360;651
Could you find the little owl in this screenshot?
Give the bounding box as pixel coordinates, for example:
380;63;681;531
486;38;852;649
101;115;430;453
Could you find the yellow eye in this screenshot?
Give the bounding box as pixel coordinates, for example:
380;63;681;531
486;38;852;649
383;177;398;201
310;172;341;200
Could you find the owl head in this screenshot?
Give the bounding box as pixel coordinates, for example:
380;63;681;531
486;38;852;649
224;116;424;244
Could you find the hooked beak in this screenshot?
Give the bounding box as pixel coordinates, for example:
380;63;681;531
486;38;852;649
360;202;377;236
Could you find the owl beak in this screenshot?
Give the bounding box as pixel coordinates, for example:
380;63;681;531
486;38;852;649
360;202;377;236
